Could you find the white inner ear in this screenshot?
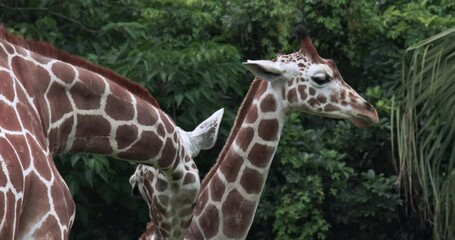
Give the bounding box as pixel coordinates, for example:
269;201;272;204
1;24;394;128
246;60;285;74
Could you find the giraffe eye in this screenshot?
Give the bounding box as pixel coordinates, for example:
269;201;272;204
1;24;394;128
311;74;331;85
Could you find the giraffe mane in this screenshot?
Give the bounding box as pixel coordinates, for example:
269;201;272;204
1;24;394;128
0;25;160;108
139;222;156;240
201;78;263;189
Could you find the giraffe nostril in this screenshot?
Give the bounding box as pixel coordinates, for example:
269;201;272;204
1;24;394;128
132;185;140;197
364;101;374;111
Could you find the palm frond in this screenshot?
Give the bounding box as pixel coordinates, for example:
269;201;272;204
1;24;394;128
394;27;455;240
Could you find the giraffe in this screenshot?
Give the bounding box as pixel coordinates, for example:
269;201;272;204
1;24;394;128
132;25;379;240
0;25;222;239
129;109;224;240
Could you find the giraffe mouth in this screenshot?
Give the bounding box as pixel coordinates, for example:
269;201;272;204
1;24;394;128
351;114;377;128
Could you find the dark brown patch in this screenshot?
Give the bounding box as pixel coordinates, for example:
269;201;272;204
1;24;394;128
4;135;30;170
209;174;226;202
260;94;277;112
70;71;105;110
235;127;254;152
50;115;74;153
72;137;112;155
256;81;268;96
199;204;219;239
287;88;298;103
115;124;138;150
0;71;15;102
219;150;244;182
0;138;24;186
137;101;158;126
309;87;316;96
157;138;177;169
308;98;319;107
75;115;110;138
0;43;9;64
3;41;14;54
157;124;165;137
248;143;275;168
298;85;308;100
0;190;18;238
183;173;197;185
245;106;258;123
46;82;73;122
51;175;76;224
171;168;184;181
317;94;327;103
340;89;346;100
160;112;175;134
31;211;61;238
11;55;51;97
71;115;113;152
258;119;279;141
28;136;52;181
117;130;162;161
0;101;21;131
52;61;75;84
240;167;263;194
222;189;255;238
324;103;341;112
194;189;209;216
105;93;135;121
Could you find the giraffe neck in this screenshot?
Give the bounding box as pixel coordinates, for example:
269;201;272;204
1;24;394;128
2;36;181;169
186;80;286;239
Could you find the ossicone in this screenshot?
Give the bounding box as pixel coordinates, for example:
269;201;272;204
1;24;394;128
294;24;309;40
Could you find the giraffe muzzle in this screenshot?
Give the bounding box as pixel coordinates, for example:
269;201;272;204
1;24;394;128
351;111;379;128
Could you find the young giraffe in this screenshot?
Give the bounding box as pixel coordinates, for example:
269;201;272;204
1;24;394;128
0;26;222;239
132;25;379;239
130;109;224;240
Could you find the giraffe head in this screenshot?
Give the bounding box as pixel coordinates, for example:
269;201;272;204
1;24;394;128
130;108;224;194
243;25;378;127
129;109;224;238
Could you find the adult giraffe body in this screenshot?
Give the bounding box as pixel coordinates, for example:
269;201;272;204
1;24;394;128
0;26;222;239
132;25;379;240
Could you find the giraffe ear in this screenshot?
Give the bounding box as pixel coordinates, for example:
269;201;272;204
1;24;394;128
242;60;285;82
179;108;224;157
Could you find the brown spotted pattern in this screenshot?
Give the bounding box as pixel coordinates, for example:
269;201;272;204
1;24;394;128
185;86;284;240
1;28;201;240
179;31;379;240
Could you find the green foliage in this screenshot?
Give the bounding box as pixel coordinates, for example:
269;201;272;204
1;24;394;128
394;27;455;240
252;113;404;240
